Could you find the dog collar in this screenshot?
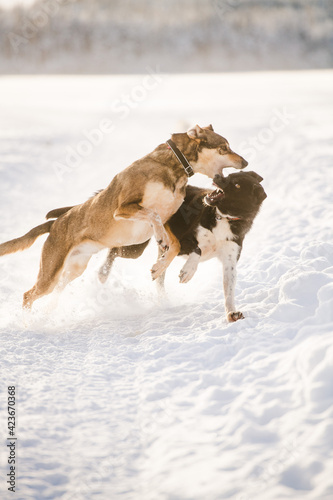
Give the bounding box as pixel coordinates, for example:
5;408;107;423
166;139;194;177
216;212;242;221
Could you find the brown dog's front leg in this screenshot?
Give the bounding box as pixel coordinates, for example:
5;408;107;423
151;224;181;281
114;203;169;252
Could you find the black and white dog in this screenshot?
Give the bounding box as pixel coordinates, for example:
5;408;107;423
98;171;267;322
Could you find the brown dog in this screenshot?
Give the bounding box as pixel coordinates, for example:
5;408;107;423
0;125;247;309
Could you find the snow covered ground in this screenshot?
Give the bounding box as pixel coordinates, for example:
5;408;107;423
0;70;333;499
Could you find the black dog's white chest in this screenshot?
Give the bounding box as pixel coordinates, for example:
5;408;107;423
195;218;236;261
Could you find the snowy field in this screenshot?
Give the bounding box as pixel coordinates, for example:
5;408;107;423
0;70;333;499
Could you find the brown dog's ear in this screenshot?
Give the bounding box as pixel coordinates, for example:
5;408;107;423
203;124;214;132
247;171;264;183
187;125;207;141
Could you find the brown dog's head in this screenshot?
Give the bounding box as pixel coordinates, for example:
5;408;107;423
186;124;248;179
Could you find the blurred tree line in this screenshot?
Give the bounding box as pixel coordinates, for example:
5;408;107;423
0;0;332;73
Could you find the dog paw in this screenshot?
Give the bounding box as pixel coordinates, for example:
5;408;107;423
156;229;170;254
157;239;169;253
179;257;199;284
151;257;168;280
227;311;244;323
179;268;195;284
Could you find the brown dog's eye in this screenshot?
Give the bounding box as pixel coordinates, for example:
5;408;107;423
235;183;240;189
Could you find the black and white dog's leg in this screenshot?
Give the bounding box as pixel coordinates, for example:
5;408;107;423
99;241;150;284
98;248;120;283
218;241;244;322
179;247;201;283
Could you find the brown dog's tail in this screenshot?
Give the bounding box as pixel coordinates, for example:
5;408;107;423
46;206;74;220
0;220;54;257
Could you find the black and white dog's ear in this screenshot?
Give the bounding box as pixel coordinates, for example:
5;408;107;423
187;125;207;140
253;184;267;202
247;171;264;183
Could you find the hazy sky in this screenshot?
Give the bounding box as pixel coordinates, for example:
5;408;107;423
0;0;35;8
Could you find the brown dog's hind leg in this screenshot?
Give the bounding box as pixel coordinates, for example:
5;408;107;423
22;235;71;309
58;255;92;292
58;240;105;293
22;233;101;310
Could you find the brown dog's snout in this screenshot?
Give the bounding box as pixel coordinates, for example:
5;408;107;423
231;152;248;169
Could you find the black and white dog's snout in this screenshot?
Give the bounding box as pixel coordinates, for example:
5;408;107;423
213;174;229;189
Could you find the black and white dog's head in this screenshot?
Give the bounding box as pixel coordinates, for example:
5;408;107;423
204;171;267;218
